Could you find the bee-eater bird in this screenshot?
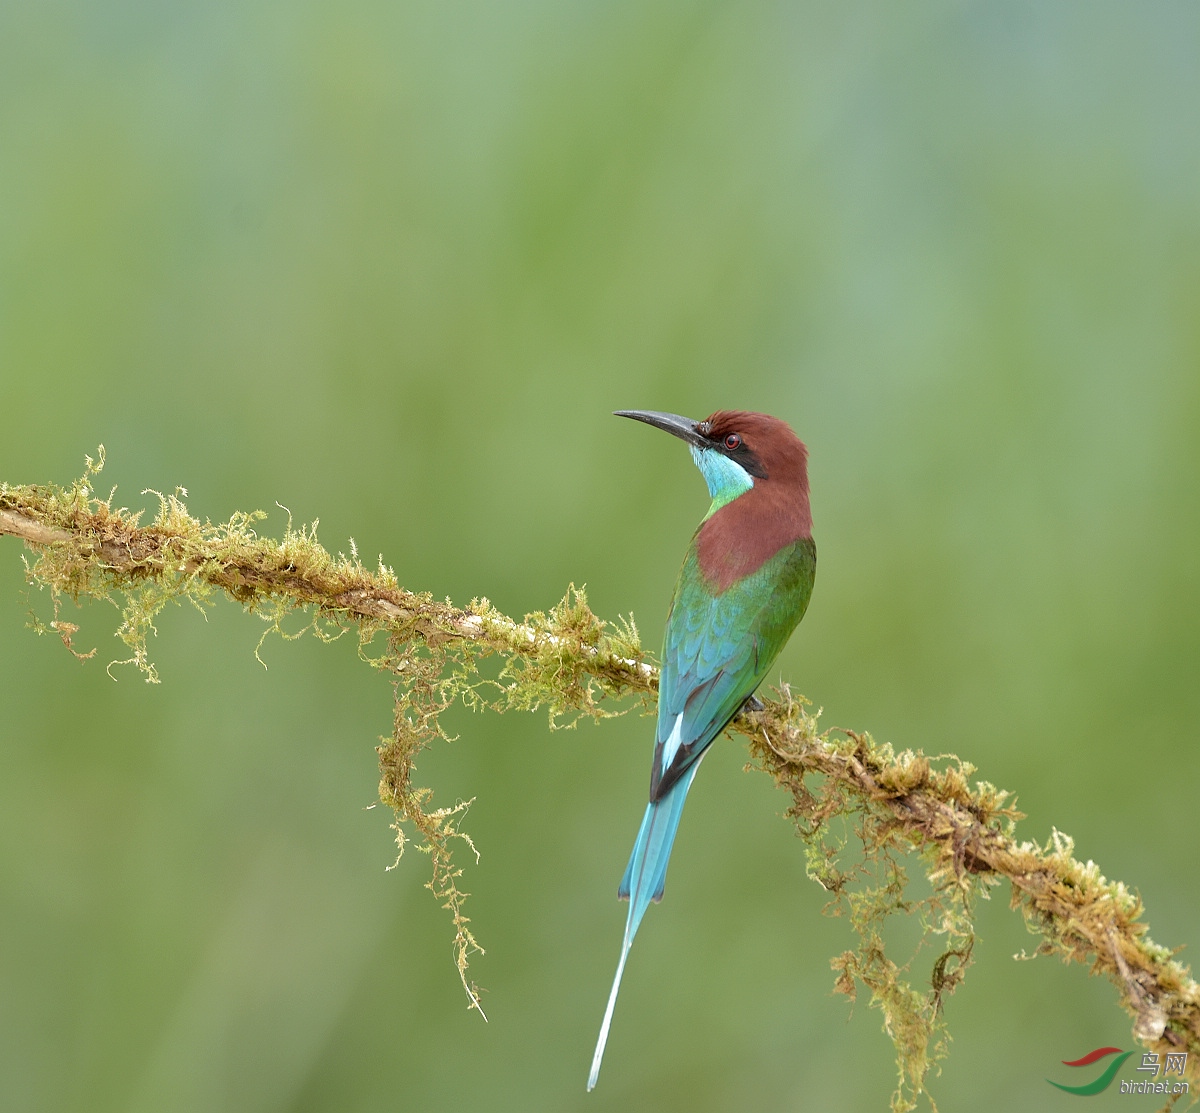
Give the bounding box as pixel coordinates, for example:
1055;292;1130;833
587;409;815;1091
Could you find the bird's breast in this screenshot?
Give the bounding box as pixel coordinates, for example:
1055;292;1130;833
695;487;811;593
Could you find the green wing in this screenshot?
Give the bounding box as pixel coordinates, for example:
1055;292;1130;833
651;536;815;800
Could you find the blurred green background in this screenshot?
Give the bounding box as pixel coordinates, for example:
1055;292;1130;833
2;2;1198;1110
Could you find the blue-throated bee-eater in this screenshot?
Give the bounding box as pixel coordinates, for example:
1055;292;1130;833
588;409;815;1090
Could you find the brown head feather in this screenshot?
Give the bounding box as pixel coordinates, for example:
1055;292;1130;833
695;410;812;593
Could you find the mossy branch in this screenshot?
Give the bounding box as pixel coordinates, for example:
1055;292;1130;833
2;453;1197;1111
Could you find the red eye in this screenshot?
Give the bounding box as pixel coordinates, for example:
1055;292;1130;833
724;433;741;450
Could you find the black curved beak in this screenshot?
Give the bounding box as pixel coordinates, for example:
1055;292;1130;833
613;410;708;449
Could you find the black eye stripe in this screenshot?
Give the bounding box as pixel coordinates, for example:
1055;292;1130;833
713;433;768;479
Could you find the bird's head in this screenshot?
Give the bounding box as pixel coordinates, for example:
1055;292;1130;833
615;408;808;515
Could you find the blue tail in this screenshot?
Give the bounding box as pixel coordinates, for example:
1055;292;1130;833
587;763;701;1091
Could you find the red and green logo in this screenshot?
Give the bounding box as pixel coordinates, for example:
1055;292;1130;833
1047;1047;1133;1095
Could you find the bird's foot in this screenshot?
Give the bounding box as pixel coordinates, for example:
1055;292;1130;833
741;693;765;713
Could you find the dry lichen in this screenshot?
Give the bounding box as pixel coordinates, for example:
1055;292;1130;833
2;451;1198;1109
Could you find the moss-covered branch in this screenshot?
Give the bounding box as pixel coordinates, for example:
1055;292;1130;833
2;453;1197;1112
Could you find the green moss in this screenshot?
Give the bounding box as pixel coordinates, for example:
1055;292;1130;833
3;450;1198;1103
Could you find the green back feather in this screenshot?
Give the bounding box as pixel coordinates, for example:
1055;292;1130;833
653;536;816;797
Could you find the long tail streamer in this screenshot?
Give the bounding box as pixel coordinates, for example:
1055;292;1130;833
587;763;700;1091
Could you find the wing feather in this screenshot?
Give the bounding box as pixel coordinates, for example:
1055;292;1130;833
650;537;815;800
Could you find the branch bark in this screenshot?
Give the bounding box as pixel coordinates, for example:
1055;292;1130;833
2;475;1197;1109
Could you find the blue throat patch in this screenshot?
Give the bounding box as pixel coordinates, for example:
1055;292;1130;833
689;445;754;517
